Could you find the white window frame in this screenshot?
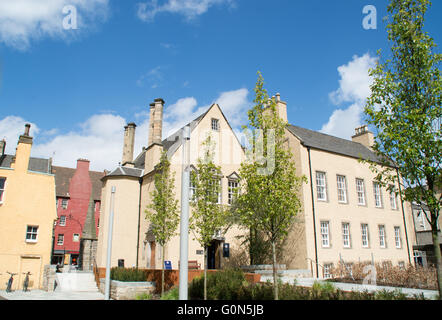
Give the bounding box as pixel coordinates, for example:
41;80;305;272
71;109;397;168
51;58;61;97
59;215;66;226
26;225;39;243
323;263;333;279
356;178;366;206
57;234;64;245
337;175;348;203
0;177;6;203
227;180;239;205
394;226;402;248
320;221;330;248
390;186;398;210
316;171;327;201
61;198;69;210
361;224;369;248
379;225;386;248
73;233;80;242
373;182;383;208
342;223;351;248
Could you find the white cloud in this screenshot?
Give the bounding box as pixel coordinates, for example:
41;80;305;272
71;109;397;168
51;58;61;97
137;0;235;22
0;88;249;171
0;0;109;50
321;53;377;139
137;66;164;88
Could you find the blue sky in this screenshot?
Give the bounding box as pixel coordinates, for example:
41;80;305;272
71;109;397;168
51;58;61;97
0;0;441;171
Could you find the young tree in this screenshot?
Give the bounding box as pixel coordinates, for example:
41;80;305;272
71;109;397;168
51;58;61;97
235;72;305;300
364;0;441;297
190;135;229;301
145;152;180;296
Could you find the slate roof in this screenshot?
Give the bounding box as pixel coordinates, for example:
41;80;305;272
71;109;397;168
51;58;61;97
0;154;52;174
52;165;105;201
286;124;382;163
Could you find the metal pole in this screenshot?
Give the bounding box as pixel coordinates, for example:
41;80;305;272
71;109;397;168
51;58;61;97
179;126;190;300
105;186;116;300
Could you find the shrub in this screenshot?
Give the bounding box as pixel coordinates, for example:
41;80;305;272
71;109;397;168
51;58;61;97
135;292;152;300
110;267;148;282
188;269;249;300
161;287;179;300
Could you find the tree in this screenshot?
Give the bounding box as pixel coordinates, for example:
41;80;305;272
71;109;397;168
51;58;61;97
145;152;180;296
189;135;230;300
364;0;442;298
235;72;305;300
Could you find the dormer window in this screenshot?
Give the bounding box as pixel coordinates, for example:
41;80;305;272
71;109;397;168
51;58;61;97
211;118;219;131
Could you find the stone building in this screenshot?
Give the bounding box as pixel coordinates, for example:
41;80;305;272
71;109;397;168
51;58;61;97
271;94;414;277
96;98;245;271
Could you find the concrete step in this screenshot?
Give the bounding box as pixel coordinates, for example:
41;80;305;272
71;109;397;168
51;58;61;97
55;272;99;293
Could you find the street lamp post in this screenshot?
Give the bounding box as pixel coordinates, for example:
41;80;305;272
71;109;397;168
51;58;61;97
105;186;116;300
179;125;190;300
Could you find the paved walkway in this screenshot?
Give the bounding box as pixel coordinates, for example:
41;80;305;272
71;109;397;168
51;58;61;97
261;275;439;300
0;290;105;300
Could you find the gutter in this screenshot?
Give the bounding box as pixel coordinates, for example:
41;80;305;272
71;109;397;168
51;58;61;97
307;147;319;278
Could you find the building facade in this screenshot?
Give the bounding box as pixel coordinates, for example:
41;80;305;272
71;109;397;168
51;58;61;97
0;125;57;290
96;99;245;271
271;94;414;278
406;201;442;267
51;159;104;268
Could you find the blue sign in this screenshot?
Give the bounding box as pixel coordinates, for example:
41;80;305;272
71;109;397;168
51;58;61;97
164;261;172;270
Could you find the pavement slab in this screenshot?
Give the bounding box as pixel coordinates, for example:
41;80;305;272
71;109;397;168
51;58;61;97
0;290;105;300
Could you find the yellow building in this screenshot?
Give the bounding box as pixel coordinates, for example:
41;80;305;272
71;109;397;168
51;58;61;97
0;124;57;290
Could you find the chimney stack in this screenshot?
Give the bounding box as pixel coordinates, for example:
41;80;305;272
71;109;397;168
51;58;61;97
122;122;137;166
145;98;165;173
352;125;375;149
0;139;5;156
275;93;287;123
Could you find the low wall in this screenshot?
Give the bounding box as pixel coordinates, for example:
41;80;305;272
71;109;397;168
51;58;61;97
99;279;155;300
94;268;261;294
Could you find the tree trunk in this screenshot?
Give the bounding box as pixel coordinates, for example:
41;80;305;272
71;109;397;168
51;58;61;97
431;224;442;299
204;246;207;300
271;240;279;300
161;244;165;296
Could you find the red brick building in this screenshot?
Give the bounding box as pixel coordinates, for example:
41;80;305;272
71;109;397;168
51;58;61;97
51;159;104;267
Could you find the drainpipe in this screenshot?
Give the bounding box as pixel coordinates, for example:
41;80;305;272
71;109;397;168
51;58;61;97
307;147;319;278
397;168;412;265
136;177;142;268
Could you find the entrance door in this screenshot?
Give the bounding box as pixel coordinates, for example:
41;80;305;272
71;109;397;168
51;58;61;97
150;242;156;269
207;241;222;270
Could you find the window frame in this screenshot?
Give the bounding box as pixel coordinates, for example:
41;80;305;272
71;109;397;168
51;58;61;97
211;118;220;131
0;177;6;203
378;225;386;248
373;182;383;208
73;233;80;242
59;215;66;226
394;226;402;249
356;178;366;206
361;223;370;248
227;179;239;205
25;225;39;243
336;175;348;204
320;221;330;248
316;171;327;202
342;222;351;248
389;185;398;210
61;198;69;210
323;263;333;279
57;234;64;245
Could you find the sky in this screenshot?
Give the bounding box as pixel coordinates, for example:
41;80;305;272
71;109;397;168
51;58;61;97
0;0;441;171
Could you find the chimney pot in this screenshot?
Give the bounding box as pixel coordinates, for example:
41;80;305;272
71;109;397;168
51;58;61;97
0;139;5;156
24;124;31;136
